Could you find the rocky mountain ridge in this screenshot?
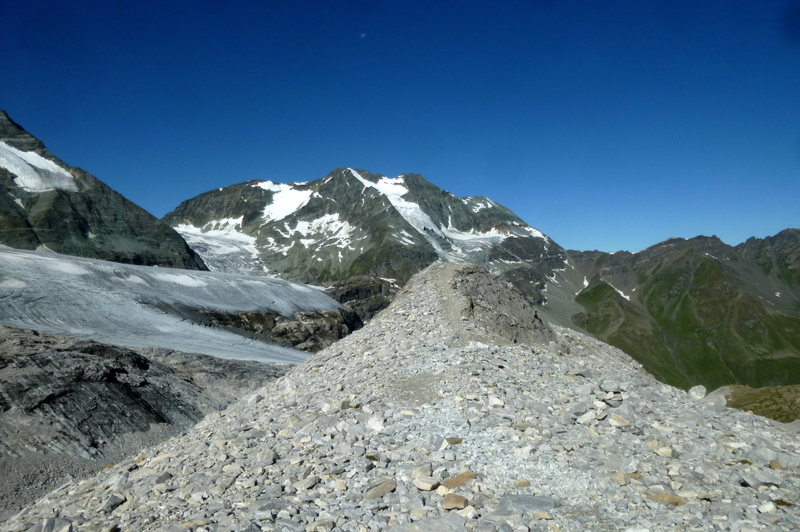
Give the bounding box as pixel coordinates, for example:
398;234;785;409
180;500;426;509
5;263;800;532
0;110;205;270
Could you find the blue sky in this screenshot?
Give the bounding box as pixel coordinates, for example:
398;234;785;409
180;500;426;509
2;0;799;252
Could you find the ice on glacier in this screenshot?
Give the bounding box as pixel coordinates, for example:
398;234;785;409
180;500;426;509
0;248;342;363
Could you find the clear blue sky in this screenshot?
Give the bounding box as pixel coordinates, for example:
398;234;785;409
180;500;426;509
2;0;799;252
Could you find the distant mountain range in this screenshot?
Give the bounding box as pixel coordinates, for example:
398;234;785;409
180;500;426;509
0;109;798;391
564;232;800;389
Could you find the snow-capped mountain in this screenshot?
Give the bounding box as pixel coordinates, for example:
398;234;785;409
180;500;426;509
0;110;205;270
164;167;567;304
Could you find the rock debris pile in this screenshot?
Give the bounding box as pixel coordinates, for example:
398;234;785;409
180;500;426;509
5;263;800;532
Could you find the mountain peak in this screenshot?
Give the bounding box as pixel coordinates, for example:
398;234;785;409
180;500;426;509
165;168;562;301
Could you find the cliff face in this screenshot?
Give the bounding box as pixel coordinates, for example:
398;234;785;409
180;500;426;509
0;110;206;270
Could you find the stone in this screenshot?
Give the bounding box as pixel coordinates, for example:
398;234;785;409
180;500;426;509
30;518;74;532
741;470;782;489
757;502;776;513
645;490;688;506
442;493;469;510
610;472;628;486
497;494;560;512
391;512;467;532
413;476;440;491
363;481;397;500
294;475;319;491
688;385;707;400
98;494;125;513
442;471;478;489
608;414;630;427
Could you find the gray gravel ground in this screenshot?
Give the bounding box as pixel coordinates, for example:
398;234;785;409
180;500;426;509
4;263;800;532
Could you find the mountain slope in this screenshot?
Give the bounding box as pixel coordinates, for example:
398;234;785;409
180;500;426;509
164;167;565;304
553;234;800;390
7;263;800;532
0;110;205;269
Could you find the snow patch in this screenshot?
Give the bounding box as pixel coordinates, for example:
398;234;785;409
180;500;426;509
254;181;313;222
611;284;631;301
441;225;507;245
0;141;77;192
7;192;24;209
289;214;357;249
519;225;547;240
349;168;445;243
469;199;495;213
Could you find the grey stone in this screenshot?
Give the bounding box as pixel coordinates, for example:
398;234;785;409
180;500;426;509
390;512;467;532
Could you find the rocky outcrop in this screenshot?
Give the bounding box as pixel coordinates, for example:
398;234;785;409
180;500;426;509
0;110;206;270
7;263;800;531
199;308;363;353
0;326;289;516
324;275;399;322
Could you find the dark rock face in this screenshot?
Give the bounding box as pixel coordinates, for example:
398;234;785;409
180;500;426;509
0;326;287;460
324;275;399;322
0;110;206;270
561;233;800;390
199;307;363;353
0;325;288;515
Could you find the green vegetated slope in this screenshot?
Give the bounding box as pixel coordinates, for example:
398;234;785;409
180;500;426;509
570;232;800;390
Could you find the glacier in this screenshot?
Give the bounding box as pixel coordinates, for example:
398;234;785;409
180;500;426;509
0;248;343;363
